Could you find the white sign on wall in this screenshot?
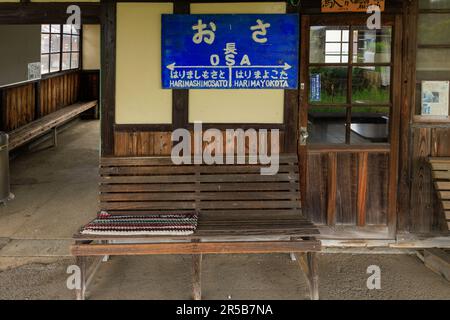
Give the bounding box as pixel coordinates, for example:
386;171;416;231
27;62;41;81
421;81;450;116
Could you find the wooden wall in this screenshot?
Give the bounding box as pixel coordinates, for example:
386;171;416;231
114;130;286;157
305;150;389;227
409;126;450;233
40;72;80;116
0;70;99;132
1;83;35;131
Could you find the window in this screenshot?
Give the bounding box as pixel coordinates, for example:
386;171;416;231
415;0;450;117
41;24;80;75
308;25;393;145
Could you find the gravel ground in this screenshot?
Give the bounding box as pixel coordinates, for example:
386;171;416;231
0;253;449;300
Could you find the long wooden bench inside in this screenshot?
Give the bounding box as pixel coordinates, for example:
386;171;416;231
430;157;450;230
71;154;321;300
8;100;98;151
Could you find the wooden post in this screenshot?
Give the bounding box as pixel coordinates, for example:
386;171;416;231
192;254;202;300
296;252;319;300
75;256;86;300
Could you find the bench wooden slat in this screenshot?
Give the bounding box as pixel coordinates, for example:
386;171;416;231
100;154;298;166
433;171;450;180
100;191;300;202
101;200;300;211
100;173;297;184
439;191;450;199
429;157;450;231
9;100;97;150
99;164;298;175
103;209;304;217
71;240;321;256
100;182;297;193
436;182;450;190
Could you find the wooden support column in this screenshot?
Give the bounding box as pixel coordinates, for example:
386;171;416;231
296;252;319;300
100;1;116;156
75;256;86;301
192;254;202;300
172;0;189;130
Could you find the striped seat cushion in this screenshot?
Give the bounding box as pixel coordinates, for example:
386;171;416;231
80;211;198;235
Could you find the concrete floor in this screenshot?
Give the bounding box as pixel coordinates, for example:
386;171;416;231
0;120;449;300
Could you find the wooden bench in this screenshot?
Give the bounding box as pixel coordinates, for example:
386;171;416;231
430;157;450;230
71;154;321;300
8;100;98;151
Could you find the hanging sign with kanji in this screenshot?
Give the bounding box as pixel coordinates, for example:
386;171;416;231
161;14;299;89
321;0;385;12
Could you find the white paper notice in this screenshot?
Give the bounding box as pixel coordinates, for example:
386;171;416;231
421;81;450;116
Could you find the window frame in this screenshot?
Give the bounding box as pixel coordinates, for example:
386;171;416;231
307;19;395;145
414;2;450;121
41;24;81;76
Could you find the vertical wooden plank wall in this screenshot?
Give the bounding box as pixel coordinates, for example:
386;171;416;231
410;127;450;233
305;150;389;227
1;83;35;132
39;72;80;116
0;71;98;132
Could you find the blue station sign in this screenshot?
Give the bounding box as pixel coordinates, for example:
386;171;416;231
161;14;299;89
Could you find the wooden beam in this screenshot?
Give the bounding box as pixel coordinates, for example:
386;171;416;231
192;254;202;300
0;3;100;24
71;240;321;256
423;249;450;281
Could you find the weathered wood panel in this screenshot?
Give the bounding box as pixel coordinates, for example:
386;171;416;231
366;153;389;225
410;127;450;233
306;150;389;227
1;83;35;131
114;130;285;157
40;72;80;116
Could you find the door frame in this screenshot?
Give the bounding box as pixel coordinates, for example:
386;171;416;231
298;14;402;238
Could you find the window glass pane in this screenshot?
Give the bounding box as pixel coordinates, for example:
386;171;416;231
41;34;50;54
41;54;49;74
50;53;60;73
62;53;71;70
419;0;450;9
50;24;60;33
308;106;348;144
309;67;348;104
41;24;50;33
50;34;60;53
350;107;389;144
353;27;392;63
63;24;72;34
71;35;79;52
352;67;391;104
310;26;350;64
418;14;450;45
417;48;450;72
71;52;79;69
71;25;79;35
62;35;71;52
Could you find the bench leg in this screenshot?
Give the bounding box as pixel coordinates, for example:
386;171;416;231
102;241;110;262
75;256;87;300
296;252;319;300
52;127;58;148
192;254;202;300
